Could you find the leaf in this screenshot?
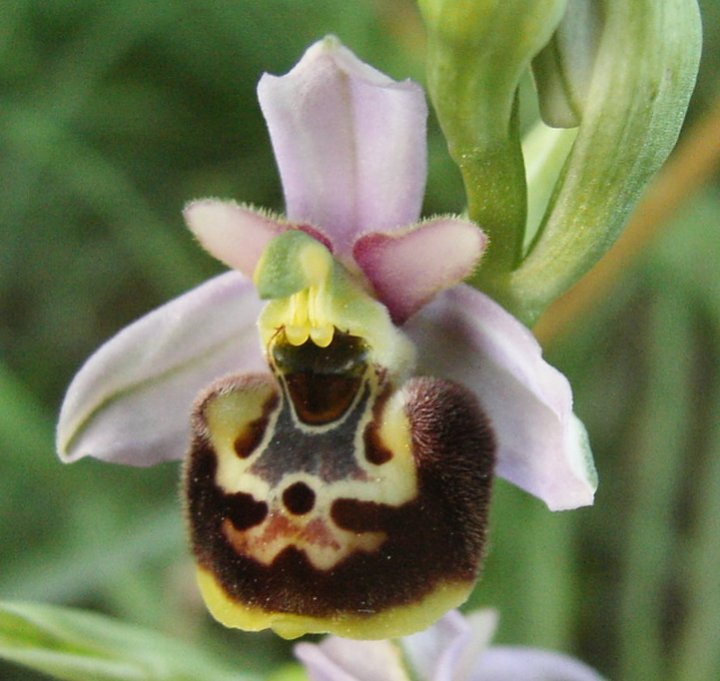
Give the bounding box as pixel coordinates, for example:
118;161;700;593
0;601;257;681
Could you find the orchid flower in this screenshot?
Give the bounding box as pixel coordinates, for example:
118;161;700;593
295;608;605;681
56;37;596;640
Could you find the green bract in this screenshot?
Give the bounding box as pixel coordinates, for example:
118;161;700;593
419;0;702;325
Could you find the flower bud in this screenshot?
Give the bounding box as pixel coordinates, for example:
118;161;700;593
531;0;601;128
418;0;568;278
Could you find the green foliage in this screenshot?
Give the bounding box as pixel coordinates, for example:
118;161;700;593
420;0;702;325
1;1;719;680
0;601;255;681
545;189;720;681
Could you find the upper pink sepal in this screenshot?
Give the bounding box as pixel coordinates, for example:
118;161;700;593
353;218;487;324
257;36;427;255
404;285;597;511
57;273;265;466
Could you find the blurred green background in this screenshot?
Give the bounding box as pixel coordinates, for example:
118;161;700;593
1;1;719;680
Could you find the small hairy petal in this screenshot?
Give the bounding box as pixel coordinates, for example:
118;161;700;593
403;286;597;511
354;219;487;324
57;273;265;466
295;638;410;681
471;646;605;681
258;37;427;255
184;199;285;277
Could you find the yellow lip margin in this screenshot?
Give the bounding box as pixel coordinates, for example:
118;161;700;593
195;566;473;640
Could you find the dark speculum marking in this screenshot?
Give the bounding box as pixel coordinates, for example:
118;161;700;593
363;386;394;465
226;492;268;530
282;481;316;515
233;395;278;458
246;380;371;487
282;373;360;424
184;371;495;618
271;332;369;425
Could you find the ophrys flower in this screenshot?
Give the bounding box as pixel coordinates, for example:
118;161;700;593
57;37;596;640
